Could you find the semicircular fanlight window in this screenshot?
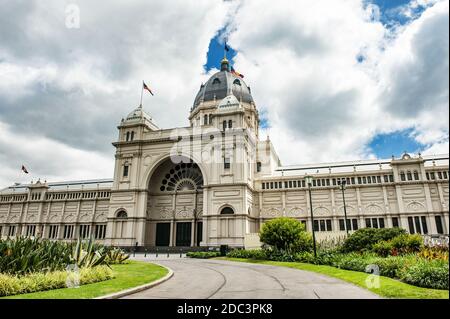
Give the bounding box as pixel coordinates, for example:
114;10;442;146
160;161;203;192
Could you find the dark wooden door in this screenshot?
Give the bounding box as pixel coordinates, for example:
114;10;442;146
155;223;170;246
176;222;191;246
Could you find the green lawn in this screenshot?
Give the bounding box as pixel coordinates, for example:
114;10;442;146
2;260;168;299
219;257;449;299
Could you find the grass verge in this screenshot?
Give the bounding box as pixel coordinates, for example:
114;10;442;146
219;257;449;299
1;260;168;299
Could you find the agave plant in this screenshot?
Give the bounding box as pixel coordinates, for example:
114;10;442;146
106;247;130;264
70;238;109;268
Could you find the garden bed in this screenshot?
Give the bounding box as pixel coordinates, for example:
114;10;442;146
2;260;168;299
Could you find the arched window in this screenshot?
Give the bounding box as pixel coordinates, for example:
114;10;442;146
130;131;135;141
228;120;232;128
204;114;208;125
126;132;130;141
116;210;127;218
233;79;241;86
413;171;420;180
220;207;234;215
212;78;221;85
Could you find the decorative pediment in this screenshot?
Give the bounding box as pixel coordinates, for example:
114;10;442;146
364;203;384;214
286;207;305;217
95;213;107;222
262;207;281;218
406;201;425;212
79;213;91;222
337;205;357;215
313;206;330;217
64;214;75;222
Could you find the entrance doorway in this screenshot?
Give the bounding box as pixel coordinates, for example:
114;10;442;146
155;223;170;246
196;222;203;246
176;222;191;246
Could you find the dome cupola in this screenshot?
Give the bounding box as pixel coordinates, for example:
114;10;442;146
192;64;253;109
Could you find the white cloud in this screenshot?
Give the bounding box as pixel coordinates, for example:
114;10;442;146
0;0;448;186
226;0;448;164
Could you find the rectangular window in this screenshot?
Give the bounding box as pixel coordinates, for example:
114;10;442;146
313;220;319;231
270;182;274;189
420;216;428;234
26;225;36;237
339;219;345;231
319;220;325;231
8;225;16;237
392;217;399;228
63;225;74;239
48;225;59;239
123;165;129;177
326;220;332;231
79;225;91;239
372;218;378;228
443;171;448;179
279;182;282;189
94;225;106;239
365;218;371;228
408;217;415;234
346;219;351;231
293;181;297;188
389;175;394;182
384;175;389;183
289;181;292;188
301;180;305;187
256;162;262;172
414;216;422;234
351;177;355;185
377;176;381;183
435;216;444;234
378;218;385;229
224;157;231;169
352;219;358;230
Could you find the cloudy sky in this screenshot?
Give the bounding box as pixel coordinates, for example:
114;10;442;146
0;0;448;187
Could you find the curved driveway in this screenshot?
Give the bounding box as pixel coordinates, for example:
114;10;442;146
122;257;380;299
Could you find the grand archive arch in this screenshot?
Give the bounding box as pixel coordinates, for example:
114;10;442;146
0;57;449;249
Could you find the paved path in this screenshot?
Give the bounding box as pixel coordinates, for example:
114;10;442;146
122;257;380;299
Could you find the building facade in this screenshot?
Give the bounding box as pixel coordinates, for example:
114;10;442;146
0;58;449;248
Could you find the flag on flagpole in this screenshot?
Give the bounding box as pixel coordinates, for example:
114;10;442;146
143;81;154;95
231;66;244;78
21;165;29;174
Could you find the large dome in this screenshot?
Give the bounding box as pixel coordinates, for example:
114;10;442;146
192;59;253;109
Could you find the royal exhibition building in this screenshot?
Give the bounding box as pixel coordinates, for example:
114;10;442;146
0;57;448;250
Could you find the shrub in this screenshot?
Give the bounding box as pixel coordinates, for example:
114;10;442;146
0;266;113;297
186;251;221;259
259;217;312;253
226;249;268;260
372;241;394;257
418;246;449;261
390;234;423;254
399;259;449;290
341;227;406;253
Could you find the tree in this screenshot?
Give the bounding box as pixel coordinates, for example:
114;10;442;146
259;217;312;253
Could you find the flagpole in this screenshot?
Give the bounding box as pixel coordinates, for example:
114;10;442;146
140;81;144;107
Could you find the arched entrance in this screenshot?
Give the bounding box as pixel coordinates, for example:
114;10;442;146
146;156;204;247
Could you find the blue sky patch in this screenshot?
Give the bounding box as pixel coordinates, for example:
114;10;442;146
204;29;237;72
369;128;426;158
